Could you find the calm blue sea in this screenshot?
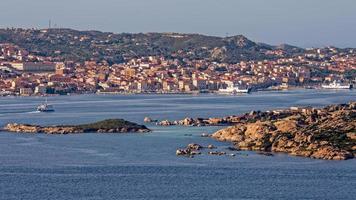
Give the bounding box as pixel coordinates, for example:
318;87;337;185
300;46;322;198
0;90;355;200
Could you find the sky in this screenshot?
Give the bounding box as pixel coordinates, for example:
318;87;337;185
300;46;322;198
1;0;355;48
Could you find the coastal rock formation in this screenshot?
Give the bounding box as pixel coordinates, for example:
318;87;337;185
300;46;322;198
4;119;150;134
201;133;211;137
176;143;219;157
212;102;356;160
176;143;203;156
176;143;238;157
157;117;232;126
187;143;203;150
157;120;175;126
157;108;311;127
144;117;157;123
207;144;216;149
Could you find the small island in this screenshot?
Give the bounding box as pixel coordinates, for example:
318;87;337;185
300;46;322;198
3;119;151;134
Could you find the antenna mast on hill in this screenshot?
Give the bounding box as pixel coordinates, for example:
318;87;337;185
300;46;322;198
49;20;52;29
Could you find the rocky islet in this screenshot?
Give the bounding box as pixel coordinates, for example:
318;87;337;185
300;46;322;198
3;119;151;134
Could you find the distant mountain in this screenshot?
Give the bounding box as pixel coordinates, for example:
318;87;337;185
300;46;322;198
0;28;305;64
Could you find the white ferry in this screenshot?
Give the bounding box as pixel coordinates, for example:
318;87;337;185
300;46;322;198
218;85;251;94
37;98;55;112
321;81;353;89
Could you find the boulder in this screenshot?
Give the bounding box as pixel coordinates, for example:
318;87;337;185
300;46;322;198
187;143;203;150
144;117;157;123
201;133;210;137
207;144;216;149
158;120;174;126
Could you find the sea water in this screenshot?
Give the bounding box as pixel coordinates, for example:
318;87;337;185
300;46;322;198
0;90;355;199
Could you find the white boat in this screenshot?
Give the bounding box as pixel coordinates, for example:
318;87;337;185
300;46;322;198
37;98;55;112
321;81;353;89
218;85;251;94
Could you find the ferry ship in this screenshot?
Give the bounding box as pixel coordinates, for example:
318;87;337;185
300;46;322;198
218;85;251;94
37;98;55;112
321;81;353;89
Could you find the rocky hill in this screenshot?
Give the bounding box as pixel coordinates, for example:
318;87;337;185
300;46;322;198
3;119;150;134
0;28;304;64
212;102;356;160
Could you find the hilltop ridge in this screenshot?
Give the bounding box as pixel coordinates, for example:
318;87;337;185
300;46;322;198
0;28;305;64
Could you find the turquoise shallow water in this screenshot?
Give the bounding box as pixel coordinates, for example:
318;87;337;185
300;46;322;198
0;90;355;199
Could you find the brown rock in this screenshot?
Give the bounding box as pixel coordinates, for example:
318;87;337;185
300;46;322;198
207;144;216;149
211;102;356;160
187;143;203;150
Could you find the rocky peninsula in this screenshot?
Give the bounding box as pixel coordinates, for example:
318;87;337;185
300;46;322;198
3;119;150;134
153;117;233;126
212;102;356;160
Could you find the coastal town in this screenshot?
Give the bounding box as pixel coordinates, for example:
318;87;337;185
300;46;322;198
2;1;356;199
0;29;355;96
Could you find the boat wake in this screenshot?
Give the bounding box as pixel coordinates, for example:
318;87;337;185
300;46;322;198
0;110;40;116
26;111;41;114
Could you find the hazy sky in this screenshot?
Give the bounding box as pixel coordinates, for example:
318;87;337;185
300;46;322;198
1;0;355;47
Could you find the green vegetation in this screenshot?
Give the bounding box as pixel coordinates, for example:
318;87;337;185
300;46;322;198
314;131;355;149
76;119;148;131
0;28;305;64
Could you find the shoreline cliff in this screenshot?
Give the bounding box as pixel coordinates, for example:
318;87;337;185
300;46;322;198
212;102;355;160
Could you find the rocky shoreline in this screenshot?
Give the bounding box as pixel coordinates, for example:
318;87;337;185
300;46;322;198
145;102;356;160
3;119;150;134
211;102;356;160
146;117;234;126
148;108;317;127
